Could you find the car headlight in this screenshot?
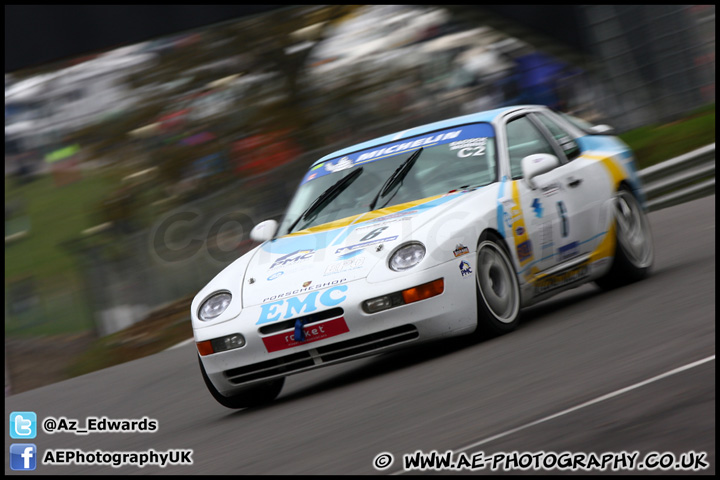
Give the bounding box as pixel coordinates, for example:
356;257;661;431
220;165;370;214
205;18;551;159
198;292;232;322
389;242;426;271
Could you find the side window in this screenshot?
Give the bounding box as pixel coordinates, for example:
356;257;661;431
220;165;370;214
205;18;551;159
535;114;581;161
505;116;556;179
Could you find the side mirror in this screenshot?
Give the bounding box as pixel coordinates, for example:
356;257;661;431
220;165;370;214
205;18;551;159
522;154;560;190
588;124;614;135
250;219;278;242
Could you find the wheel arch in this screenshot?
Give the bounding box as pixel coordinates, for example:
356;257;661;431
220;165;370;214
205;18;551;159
618;177;649;211
476;227;523;274
477;227;512;252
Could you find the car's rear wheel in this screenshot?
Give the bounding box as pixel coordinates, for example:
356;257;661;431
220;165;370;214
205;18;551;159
474;232;521;337
198;355;284;409
595;188;653;290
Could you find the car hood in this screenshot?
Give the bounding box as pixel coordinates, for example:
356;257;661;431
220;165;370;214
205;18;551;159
241;191;473;307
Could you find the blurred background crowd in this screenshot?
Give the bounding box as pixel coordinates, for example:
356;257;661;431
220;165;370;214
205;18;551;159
4;5;715;393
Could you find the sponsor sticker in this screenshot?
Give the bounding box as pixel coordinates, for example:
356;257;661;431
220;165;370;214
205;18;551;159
356;216;411;230
369;210;418;223
267;271;284;281
459;260;473;277
535;262;589;294
531;198;543;218
324;156;354;173
453;244;470;257
517;240;532;262
301;123;495;185
356;131;462;162
261;280;348;305
262;317;350;352
450;137;488;158
541;222;553;246
504;211;514;230
258;284;348;324
270;249;315;270
449;137;488;150
335;236;398;255
324;256;365;275
558;241;579;261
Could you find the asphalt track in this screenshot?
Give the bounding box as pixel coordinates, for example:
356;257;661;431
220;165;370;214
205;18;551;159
5;195;715;475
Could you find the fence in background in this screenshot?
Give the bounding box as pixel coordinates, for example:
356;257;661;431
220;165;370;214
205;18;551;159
639;143;715;211
580;5;715;131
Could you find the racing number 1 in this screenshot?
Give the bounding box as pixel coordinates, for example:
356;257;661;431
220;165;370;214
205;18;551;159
557;201;568;237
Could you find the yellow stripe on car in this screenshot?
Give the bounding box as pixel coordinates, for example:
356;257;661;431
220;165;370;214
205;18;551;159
510;180;533;267
284;194;446;237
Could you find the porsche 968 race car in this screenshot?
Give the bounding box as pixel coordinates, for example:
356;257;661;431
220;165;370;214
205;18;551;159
192;105;654;408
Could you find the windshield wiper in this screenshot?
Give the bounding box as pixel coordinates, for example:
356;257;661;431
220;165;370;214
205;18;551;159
368;147;423;211
286;167;364;234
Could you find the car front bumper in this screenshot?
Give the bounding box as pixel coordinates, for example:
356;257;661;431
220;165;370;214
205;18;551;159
195;256;479;396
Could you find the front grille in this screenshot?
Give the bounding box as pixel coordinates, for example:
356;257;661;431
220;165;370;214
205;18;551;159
315;324;418;362
224;351;315;384
224;324;419;385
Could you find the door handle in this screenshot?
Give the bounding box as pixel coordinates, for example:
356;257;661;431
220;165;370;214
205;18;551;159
567;178;582;188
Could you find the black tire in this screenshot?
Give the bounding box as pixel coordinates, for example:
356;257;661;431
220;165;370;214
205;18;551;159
474;231;522;337
595;188;654;290
198;356;284;409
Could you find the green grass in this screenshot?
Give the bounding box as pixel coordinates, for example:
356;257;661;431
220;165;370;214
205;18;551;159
620;104;715;169
5;174;110;278
5;172;112;336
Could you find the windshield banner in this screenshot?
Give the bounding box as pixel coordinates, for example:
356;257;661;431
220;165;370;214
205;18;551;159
302;123;495;184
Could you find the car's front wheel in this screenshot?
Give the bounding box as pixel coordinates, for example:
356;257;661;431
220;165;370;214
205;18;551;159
595;188;654;290
198;355;284;409
474;232;521;337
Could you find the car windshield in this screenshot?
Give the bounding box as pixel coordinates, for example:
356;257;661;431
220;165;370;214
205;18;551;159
277;122;496;236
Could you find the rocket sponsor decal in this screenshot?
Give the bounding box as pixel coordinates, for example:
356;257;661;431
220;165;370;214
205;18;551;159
262;317;349;352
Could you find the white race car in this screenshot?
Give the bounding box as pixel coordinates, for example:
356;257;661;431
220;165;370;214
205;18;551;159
192;105;653;408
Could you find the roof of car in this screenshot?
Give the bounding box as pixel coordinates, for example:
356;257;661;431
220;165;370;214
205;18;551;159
313;105;532;166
